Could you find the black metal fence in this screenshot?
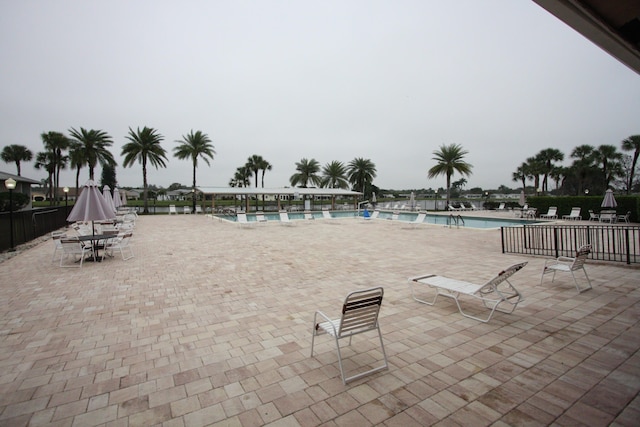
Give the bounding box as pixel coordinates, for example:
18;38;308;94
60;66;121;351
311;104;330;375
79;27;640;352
501;224;640;265
0;207;68;252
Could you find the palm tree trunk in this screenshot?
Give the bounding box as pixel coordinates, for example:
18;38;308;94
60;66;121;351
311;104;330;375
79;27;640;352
192;161;197;214
142;160;149;214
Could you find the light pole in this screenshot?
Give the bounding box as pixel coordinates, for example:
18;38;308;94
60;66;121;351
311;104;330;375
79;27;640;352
434;190;438;211
63;187;69;220
584;189;589;196
5;178;16;252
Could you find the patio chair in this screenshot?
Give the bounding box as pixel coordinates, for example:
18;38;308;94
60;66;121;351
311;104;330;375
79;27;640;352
411;211;427;227
540;244;592;293
448;204;462;211
497;203;506;211
322;210;333;220
51;231;67;262
304;211;315;221
59;238;93;268
236;212;253;228
617;211;631;223
169;205;177;215
183;206;191;214
370;210;380;219
562;207;582;220
311;287;388;384
469;202;480;210
195;205;203;214
588;210;599;221
256;213;268;224
104;232;134;261
279;210;294;226
408;262;528;323
540;206;558;219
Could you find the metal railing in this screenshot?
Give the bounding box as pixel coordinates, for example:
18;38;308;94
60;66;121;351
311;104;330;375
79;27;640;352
0;207;68;252
501;224;640;265
447;214;465;228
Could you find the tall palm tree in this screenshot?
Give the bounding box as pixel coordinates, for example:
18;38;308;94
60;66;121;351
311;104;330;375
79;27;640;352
34;151;55;202
525;156;545;194
122;127;168;214
1;144;33;176
68;127;116;180
322;160;349;210
259;159;272;188
246;155;265;188
511;162;530;192
535;148;564;193
290;158;321;187
621;135;640;194
427;144;472;206
347;157;377;197
594;144;623;189
68;141;86;196
569;145;596;195
229;166;252;211
173;130;215;213
41;131;70;203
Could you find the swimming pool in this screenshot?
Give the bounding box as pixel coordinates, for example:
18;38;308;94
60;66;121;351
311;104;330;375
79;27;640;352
216;210;540;229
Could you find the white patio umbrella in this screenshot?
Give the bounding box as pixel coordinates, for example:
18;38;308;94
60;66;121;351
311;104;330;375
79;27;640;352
112;187;122;209
409;192;415;210
102;185;116;214
120;190;128;206
519;190;526;207
67;180;117;233
371;192;377;207
601;189;617;208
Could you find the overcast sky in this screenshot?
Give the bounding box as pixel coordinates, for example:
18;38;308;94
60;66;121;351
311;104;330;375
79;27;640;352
1;0;639;192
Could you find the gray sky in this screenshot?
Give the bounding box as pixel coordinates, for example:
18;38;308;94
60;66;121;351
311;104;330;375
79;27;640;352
1;0;639;191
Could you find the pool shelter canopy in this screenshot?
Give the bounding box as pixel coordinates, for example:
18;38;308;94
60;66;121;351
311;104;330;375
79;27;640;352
197;186;364;211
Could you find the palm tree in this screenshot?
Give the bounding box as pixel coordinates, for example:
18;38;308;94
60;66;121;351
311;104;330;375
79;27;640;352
122;127;168;214
41;131;70;203
290;158;322;187
512;162;531;192
321;161;349;210
594;144;623;189
68;127;116;180
535;148;564;193
347;158;377;198
1;144;33;176
34;151;55;202
229;166;252;211
259;159;272;188
569;145;596;195
427;144;472;206
68;141;86;196
525;156;545;194
245;155;272;209
621;135;640;194
173;130;215;213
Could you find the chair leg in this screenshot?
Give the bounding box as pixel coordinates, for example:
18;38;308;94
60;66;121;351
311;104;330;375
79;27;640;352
334;335;347;385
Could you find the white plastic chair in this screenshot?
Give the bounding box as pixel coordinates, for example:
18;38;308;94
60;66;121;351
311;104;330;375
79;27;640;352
540;207;558;219
169;205;177;215
104;232;134;261
236;212;253;228
541;244;592;293
562;207;582;220
411;211;427;227
311;287;388;384
183;206;191;214
51;231;67;262
279;210;294;226
59;238;92;268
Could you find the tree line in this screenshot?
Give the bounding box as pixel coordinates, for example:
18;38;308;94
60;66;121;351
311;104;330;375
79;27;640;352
511;135;640;196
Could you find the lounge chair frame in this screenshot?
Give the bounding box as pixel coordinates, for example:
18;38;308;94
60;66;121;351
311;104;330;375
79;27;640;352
408;262;527;323
311;287;388;384
541;244;592;293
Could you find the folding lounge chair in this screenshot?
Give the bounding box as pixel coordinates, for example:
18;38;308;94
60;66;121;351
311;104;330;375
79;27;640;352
304;211;315;221
311;287;388;384
256;213;268;224
540;206;558;219
448;204;462;211
497;203;506;211
169;205;177;215
562;207;582;220
322;210;333;220
279;210;294;226
411;211;427;227
617;211;631;223
183;206;191;214
370;210;379;219
195;205;203;214
236;212;253;228
408;262;528;322
541;244;592;293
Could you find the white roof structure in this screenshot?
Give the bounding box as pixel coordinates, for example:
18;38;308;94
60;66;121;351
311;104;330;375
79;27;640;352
197;187;362;197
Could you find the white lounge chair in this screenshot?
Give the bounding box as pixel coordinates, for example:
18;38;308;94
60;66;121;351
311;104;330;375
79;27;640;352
562;207;582;221
279;210;294;226
256;213;268;224
411;211;427;227
304;211;315;221
599;210;616;223
469;202;480;211
195;205;203;214
236;212;253;228
448;204;462;211
311;287;388;384
322;210;333;220
588;210;599;221
541;244;592;293
408;262;528;323
617;211;631;223
497;203;506;211
370;210;379;219
183;206;191;214
169;205;177;215
540;206;558;219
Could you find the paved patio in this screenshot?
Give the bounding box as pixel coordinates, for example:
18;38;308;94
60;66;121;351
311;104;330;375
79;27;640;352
0;213;638;426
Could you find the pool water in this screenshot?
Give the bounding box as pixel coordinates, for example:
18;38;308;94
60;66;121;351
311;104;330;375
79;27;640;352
217;210;540;229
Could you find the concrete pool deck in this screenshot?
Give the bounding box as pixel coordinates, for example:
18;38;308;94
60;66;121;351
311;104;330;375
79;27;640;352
0;213;638;426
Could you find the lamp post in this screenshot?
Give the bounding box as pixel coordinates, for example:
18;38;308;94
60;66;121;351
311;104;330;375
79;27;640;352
192;188;196;214
63;187;69;219
484;191;489;208
434;190;438;211
5;178;16;252
584;189;589;196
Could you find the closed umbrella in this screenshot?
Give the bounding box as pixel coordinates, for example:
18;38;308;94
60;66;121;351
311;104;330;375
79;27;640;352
121;190;128;206
601;189;617;208
102;185;116;214
409;192;415;210
113;187;122;209
519;190;526;207
371;192;377;208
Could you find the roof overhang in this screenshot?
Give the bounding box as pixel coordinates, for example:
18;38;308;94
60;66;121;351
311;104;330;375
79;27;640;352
533;0;640;75
196;187;363;197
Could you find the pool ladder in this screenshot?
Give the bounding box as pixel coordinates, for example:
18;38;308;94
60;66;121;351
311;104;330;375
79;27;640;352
448;214;465;228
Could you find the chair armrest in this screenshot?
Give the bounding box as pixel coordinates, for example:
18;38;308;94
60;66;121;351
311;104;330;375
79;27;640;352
557;256;575;263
